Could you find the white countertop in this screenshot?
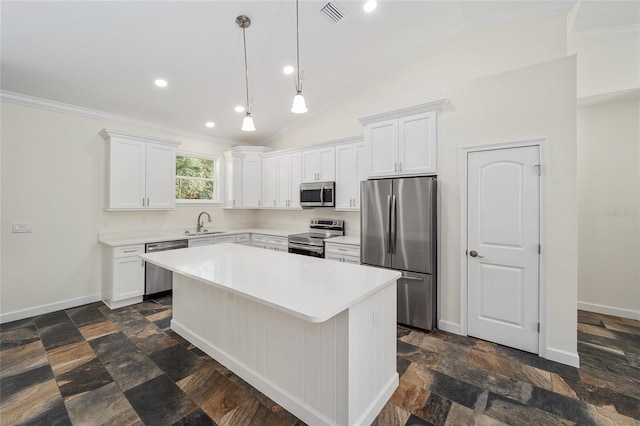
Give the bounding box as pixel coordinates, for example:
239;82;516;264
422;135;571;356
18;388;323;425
326;236;361;245
139;244;399;323
98;227;301;247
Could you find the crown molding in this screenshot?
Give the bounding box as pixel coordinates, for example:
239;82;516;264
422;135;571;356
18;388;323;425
569;24;640;44
0;90;236;146
359;99;447;126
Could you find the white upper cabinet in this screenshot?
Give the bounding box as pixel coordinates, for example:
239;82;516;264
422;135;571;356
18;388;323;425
397;112;437;176
335;141;366;210
242;154;262;208
360;100;445;179
261;156;277;208
277;152;302;208
365;119;398;178
145;143;177;209
100;129;180;211
301;146;335;183
224;152;243;209
224;147;271;209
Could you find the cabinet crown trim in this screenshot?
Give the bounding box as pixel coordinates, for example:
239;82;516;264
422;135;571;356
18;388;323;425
100;129;181;147
358;99;447;126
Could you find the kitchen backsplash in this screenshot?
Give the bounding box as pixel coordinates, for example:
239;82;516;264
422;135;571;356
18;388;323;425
100;206;360;236
256;209;360;236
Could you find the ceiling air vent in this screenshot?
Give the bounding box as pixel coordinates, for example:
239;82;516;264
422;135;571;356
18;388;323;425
320;2;345;23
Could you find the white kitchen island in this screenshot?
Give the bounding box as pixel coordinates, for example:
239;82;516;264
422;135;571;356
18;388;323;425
140;244;400;426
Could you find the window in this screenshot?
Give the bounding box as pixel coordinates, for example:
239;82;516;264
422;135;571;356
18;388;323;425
175;152;221;203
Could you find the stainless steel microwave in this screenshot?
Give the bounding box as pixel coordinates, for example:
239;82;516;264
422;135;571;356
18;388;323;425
300;182;335;208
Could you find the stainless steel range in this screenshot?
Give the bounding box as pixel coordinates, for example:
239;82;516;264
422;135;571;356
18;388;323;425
288;219;345;258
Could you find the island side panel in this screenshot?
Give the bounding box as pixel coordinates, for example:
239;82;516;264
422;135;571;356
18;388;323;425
171;273;347;425
348;282;398;426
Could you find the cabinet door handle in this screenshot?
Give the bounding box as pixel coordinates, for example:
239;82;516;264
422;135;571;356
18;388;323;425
142;198;145;207
141;260;145;267
399;162;402;172
273;200;276;206
258;199;261;207
123;249;137;253
394;163;398;172
147;197;150;206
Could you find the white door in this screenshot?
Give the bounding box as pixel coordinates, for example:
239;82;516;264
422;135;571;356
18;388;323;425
467;145;540;353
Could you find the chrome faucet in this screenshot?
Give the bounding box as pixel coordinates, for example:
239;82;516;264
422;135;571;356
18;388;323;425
197;211;212;233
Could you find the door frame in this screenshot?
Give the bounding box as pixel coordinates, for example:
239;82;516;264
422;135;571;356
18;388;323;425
459;138;548;357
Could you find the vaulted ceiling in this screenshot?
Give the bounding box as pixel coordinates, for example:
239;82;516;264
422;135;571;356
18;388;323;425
1;1;637;144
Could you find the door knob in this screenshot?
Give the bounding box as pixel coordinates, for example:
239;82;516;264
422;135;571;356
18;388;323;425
469;250;484;258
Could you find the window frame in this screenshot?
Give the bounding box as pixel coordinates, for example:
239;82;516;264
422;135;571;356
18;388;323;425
175;150;223;206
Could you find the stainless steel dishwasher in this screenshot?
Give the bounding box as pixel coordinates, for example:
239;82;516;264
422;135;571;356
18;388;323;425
144;240;188;297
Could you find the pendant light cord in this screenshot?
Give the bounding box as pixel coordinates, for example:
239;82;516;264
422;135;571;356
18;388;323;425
295;0;302;93
242;26;251;113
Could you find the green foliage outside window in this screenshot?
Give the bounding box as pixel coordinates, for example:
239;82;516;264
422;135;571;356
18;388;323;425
175;155;216;200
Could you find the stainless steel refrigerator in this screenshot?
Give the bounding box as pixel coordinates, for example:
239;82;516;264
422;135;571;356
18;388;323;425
360;177;437;330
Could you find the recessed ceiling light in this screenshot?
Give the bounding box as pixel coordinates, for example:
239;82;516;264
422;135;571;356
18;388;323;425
235;105;245;113
205;122;215;128
363;0;377;12
154;79;168;88
283;66;295;75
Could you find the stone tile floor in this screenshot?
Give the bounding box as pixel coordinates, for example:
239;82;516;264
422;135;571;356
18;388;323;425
1;296;639;425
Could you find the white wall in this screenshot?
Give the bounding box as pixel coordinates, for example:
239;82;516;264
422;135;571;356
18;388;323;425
266;15;567;151
263;16;579;361
0;102;253;319
569;36;640;99
577;98;640;318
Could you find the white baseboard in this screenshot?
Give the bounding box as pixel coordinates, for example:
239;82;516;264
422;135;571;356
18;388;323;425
438;319;462;334
545;346;580;368
578;301;640;321
0;294;102;324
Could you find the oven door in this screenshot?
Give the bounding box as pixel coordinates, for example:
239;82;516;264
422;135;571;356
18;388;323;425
288;242;324;258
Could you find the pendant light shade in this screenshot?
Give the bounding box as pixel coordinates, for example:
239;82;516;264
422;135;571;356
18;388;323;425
237;15;256;131
291;0;308;114
291;93;308;114
241;114;256;132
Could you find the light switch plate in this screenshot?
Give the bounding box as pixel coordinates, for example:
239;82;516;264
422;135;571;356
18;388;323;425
12;223;32;233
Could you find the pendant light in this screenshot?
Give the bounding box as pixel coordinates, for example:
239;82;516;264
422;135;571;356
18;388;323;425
237;15;256;131
291;0;308;114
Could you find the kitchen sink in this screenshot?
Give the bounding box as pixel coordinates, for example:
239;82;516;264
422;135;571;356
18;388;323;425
184;231;225;236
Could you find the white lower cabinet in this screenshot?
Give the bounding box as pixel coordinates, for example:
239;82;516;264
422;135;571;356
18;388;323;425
325;242;360;264
235;233;251;245
267;236;288;252
251;234;267;248
214;235;236;244
188;237;215;247
251;234;287;251
103;244;145;309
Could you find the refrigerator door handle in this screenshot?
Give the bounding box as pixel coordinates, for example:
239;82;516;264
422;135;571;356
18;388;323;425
390;194;397;254
400;276;423;282
385;195;392;254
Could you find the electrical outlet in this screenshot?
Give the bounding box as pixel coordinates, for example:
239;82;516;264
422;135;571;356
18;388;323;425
12;223;32;233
